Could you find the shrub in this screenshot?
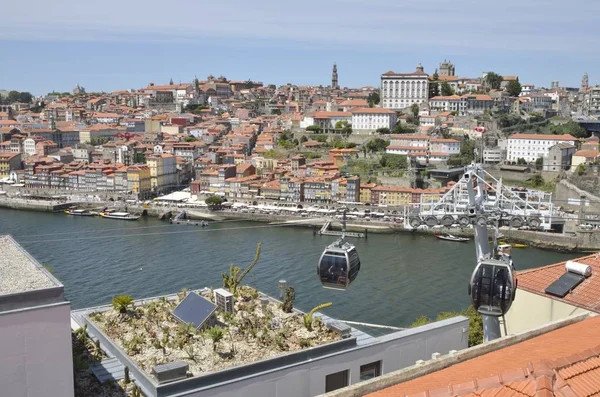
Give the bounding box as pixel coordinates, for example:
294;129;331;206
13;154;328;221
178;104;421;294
303;302;332;331
111;295;134;314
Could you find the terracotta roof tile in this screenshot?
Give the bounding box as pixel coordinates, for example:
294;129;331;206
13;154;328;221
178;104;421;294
517;253;600;312
367;317;600;397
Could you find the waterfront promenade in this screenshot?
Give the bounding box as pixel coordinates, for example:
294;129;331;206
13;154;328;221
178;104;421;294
1;194;599;252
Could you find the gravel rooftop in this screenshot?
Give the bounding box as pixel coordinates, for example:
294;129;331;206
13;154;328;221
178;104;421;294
0;235;56;295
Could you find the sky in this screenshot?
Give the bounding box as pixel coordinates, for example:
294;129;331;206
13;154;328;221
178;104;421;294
1;0;598;95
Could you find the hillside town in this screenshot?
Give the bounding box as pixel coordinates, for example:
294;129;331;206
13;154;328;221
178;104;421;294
0;63;599;207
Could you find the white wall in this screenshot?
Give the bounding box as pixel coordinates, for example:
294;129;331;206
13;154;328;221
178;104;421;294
502;289;589;336
0;302;74;397
182;317;468;397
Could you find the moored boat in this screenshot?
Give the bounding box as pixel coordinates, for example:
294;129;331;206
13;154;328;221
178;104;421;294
435;234;470;242
64;209;95;216
99;211;140;220
499;240;528;248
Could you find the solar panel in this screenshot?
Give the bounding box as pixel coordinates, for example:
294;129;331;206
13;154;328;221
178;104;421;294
171;292;217;329
544;272;586;298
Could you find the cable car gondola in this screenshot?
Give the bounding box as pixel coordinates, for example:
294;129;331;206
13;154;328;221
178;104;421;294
318;239;361;290
468;259;516;317
317;208;361;290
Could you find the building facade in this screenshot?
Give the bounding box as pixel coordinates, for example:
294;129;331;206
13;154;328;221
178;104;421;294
507;133;577;163
381;64;429;110
350;108;397;134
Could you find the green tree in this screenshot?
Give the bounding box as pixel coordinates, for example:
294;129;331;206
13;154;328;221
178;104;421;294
133;152;146;164
393;124;416;134
376;127;391;135
410;306;483;347
366;138;390;153
429;72;440;98
380;153;408;169
205;195;224;209
484;72;503;90
530;174;544;187
306;125;322;133
410;104;420;119
367;92;380;107
517;157;527;165
7;90;20;103
315;135;328;143
440;81;455;96
183;136;197;142
535;157;544;170
506;78;522;97
300;135;308;143
577;164;586;176
335;120;352;134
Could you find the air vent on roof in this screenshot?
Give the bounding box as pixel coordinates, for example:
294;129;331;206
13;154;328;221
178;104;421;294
152;361;189;384
214;288;234;313
544;261;591;298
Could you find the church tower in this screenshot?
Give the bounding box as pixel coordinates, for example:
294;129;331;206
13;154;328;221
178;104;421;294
332;63;339;89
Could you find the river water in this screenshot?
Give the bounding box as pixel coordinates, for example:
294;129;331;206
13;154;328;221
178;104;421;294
0;208;580;328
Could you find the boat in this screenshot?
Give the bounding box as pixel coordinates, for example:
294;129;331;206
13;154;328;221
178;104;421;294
498;241;528;248
99;211;140;220
64;209;95;216
435;234;470;242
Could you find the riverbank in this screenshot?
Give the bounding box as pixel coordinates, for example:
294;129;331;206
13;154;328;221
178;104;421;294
0;197;598;252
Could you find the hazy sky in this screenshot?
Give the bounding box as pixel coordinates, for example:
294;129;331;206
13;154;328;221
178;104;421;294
1;0;597;95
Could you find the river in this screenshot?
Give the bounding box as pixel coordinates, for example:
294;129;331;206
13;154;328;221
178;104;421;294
0;208;580;328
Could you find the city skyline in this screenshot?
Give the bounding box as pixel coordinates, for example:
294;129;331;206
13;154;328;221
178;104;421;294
1;0;598;94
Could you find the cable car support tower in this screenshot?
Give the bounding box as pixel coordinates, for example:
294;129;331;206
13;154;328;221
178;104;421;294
465;165;517;342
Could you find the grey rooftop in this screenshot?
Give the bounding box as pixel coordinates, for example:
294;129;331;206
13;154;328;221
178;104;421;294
0;235;59;296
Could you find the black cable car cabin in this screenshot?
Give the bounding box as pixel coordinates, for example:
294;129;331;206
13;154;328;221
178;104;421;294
318;239;361;290
468;259;516;317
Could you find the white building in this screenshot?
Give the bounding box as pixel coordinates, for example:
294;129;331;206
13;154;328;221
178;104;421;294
350;108;397;134
506;133;577;163
430;138;461;155
429;95;465;114
311;111;352;131
386;134;461;164
0;236;74;397
381;64;429;110
23;137;38;157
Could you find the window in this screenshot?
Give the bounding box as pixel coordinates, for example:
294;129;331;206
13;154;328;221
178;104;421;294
325;370;349;392
360;361;382;381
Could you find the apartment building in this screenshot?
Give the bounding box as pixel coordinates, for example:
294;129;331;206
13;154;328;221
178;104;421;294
146;153;177;192
381;64;429;110
507;133;577;163
0;152;22;178
350;108;397;134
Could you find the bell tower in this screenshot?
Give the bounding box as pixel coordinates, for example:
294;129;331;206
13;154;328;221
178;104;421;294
332;63;339;90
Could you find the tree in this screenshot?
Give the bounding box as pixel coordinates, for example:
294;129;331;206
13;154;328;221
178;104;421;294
367;92;380;107
183;136;197;142
205;195;224;209
410;306;483;347
222;243;262;294
112;295;134;314
506;78;522;97
535;157;544;170
335;120;352;134
366;138;390;153
429;71;440;98
300;135;308;143
379;153;408;169
376;127;391;135
410;104;420;119
393;124;416;134
306;125;322;133
517;157;527;165
530;174;544;187
484;72;503;90
440;81;455;96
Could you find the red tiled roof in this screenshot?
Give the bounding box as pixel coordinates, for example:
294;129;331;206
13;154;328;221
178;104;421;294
517;253;600;312
349;107;396;114
573;150;600;159
368;316;600;397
